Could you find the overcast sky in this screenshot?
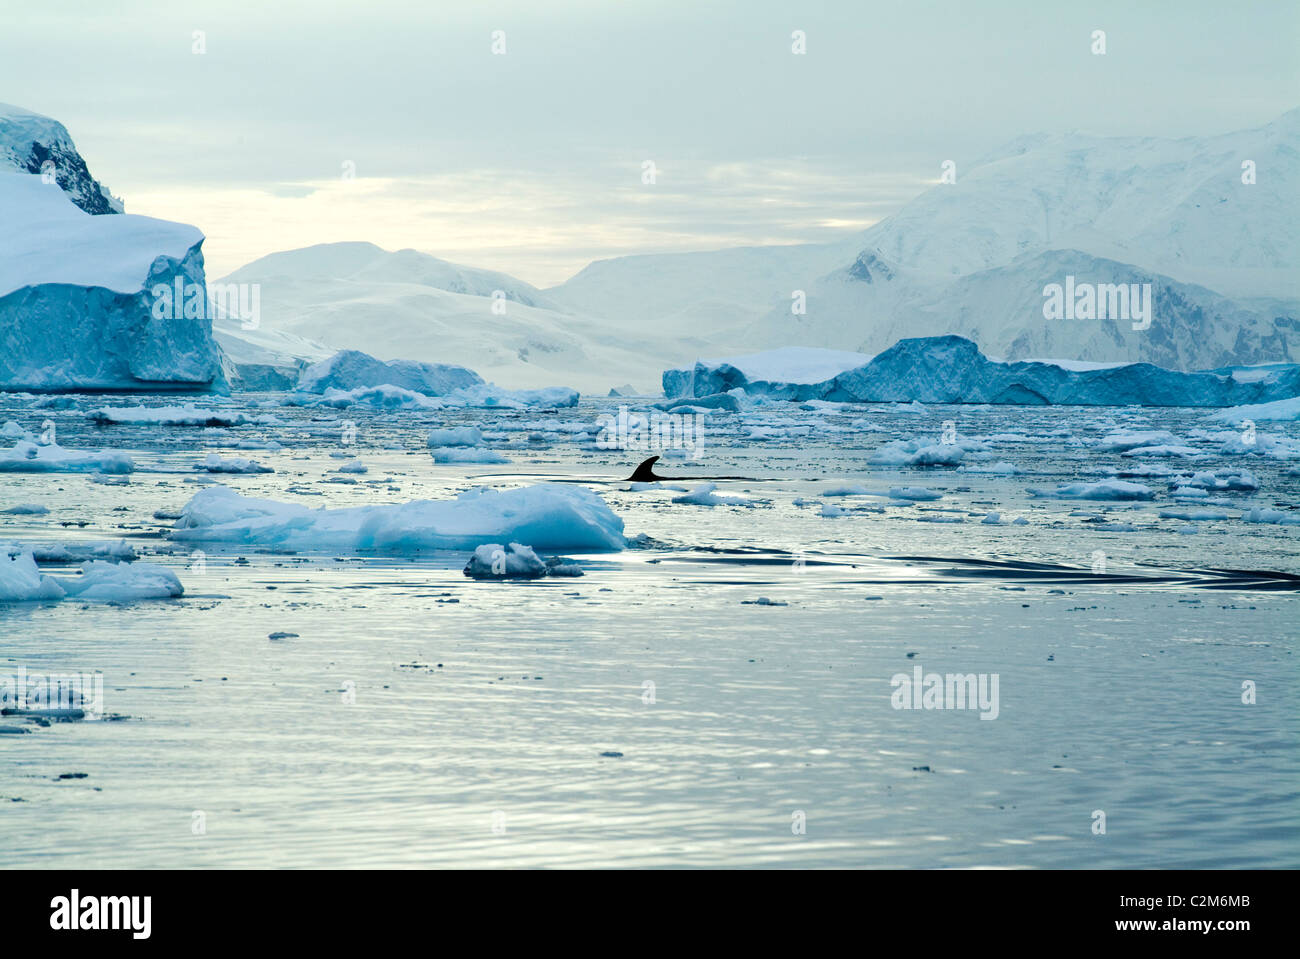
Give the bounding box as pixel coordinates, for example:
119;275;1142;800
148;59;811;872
4;0;1298;285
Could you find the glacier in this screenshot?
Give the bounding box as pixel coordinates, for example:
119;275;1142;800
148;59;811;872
666;335;1300;408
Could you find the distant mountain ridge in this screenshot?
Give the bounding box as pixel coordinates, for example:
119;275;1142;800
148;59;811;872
216;242;666;392
542;108;1300;375
223;109;1300;389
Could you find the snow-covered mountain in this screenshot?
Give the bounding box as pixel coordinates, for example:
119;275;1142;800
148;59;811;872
217;109;1299;392
0;102;122;215
544;238;865;349
0;104;222;391
742;109;1300;370
215;242;668;392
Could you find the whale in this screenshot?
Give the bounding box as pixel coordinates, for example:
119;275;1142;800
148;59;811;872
625;455;759;482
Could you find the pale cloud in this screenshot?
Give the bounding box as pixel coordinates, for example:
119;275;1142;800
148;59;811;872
126;162;925;285
5;0;1296;284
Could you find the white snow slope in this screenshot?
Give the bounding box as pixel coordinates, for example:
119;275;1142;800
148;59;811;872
214;242;668;393
212;109;1300;391
741;110;1300;371
550;110;1300;376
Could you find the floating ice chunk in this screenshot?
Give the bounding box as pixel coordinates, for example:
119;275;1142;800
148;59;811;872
427;427;484;448
285;384;446;411
463;542;547;579
1158;509;1230;521
295;350;482;396
671;483;755;507
197;453;273;474
0;551;64;601
980;512;1002;524
907;444;967;466
1110;464;1175;478
658;392;741;413
288;381;578;411
0;440;133;473
1094;431;1180;452
1;421;33;441
819;504;850;517
430;447;509;464
1209;396;1300;423
170;483;626;552
61;560;184;601
446;384;579;409
869;438;972;467
1;503;48;514
1177;468;1259;491
543;556;584;577
1241;508;1300;525
336;459;367;474
958;461;1023;475
3;540;136;563
0;551;181;603
88;404;250;427
1028;480;1154;501
888;486;943;501
821;484;873;497
1121;445;1205;458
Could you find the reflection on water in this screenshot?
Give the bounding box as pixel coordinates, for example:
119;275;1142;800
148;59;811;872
1;394;1297;867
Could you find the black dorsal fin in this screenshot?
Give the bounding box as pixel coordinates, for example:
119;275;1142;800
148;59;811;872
627;456;663;482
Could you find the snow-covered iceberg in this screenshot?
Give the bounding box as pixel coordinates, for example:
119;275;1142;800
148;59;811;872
1;104;223;391
289;350;577;408
663;347;871;399
668;335;1300;407
294;349;483;396
169;483;627;552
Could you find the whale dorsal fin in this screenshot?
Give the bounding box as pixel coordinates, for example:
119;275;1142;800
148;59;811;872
628;456;662;482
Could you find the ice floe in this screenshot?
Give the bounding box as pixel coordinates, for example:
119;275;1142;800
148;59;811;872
0;441;133;473
87;404;250;426
0;551;182;603
1029;480;1155;500
169;483;626;552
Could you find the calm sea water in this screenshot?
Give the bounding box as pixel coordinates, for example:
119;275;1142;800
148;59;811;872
2;393;1296;867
